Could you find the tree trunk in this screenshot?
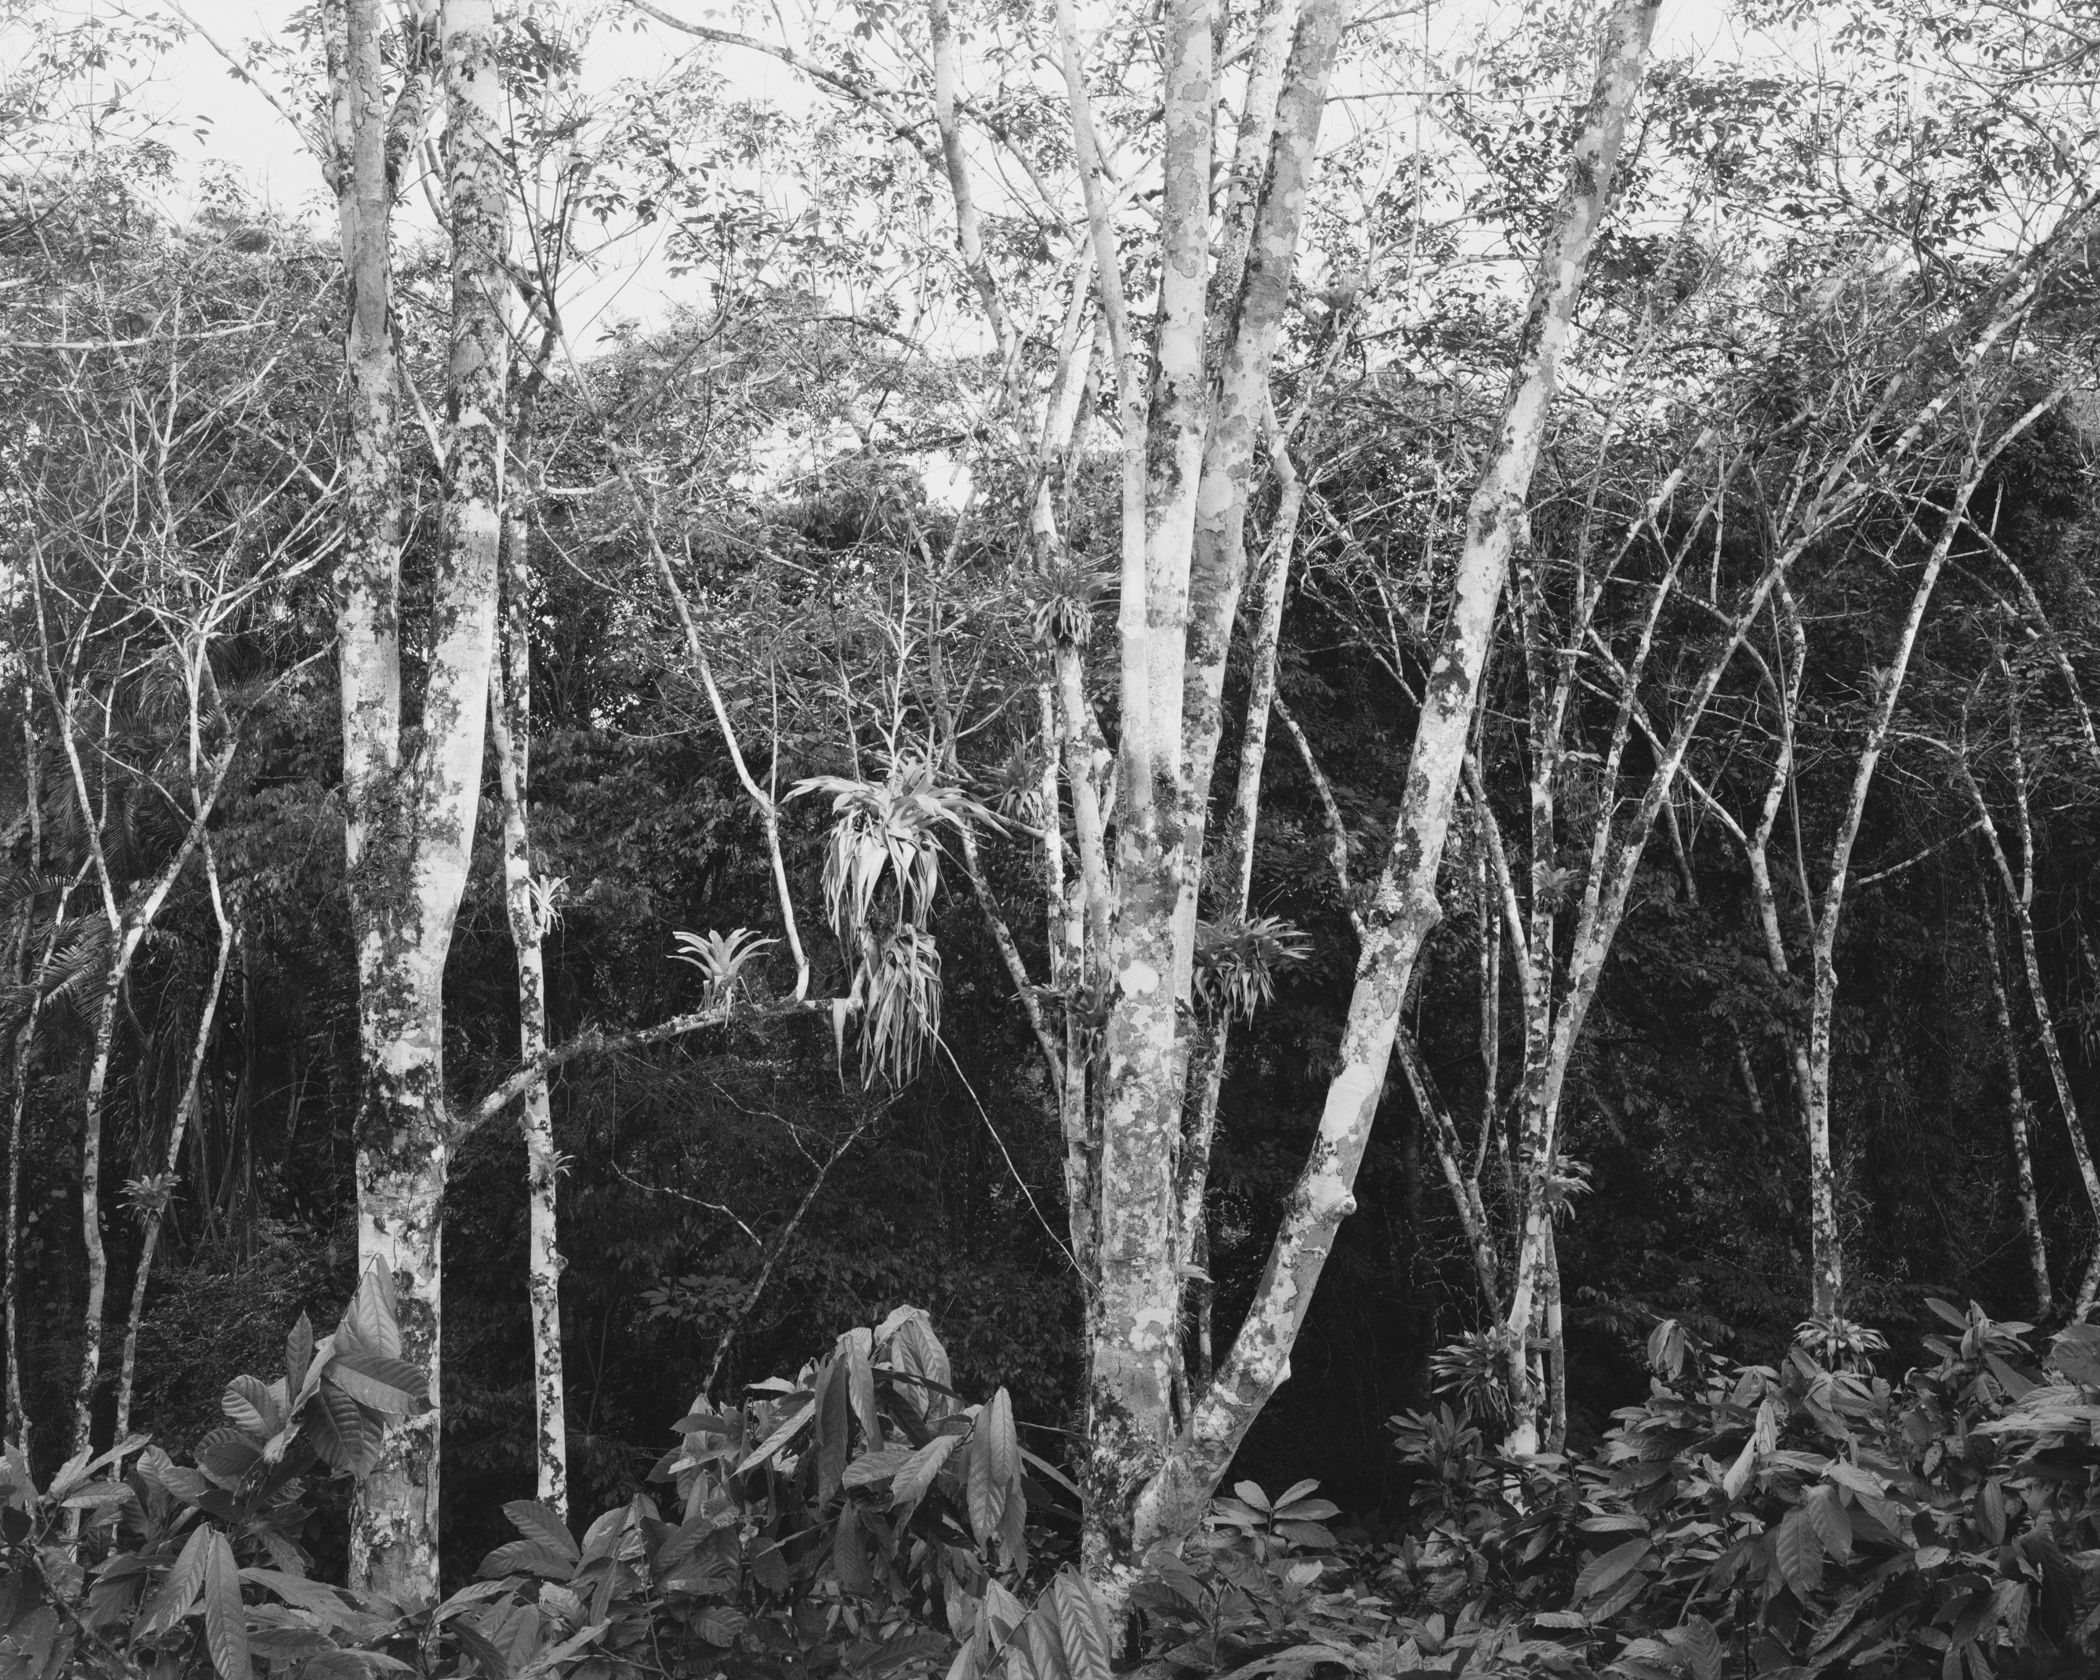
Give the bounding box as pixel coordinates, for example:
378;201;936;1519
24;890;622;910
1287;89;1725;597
1979;891;2052;1318
329;0;503;1599
5;860;80;1451
490;455;567;1517
115;843;234;1442
1125;0;1659;1555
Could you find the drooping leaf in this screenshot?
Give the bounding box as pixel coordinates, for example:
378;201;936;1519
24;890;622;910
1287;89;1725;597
287;1307;315;1399
816;1357;851;1500
844;1447;917;1489
1806;1485;1854;1561
1052;1573;1112;1680
980;1389;1019;1502
239;1569;360;1630
222;1378;270;1436
839;1328;880;1448
196;1429;263;1490
137;1523;212;1636
341;1261;403;1360
965;1435;1005;1549
478;1539;576;1582
1776;1505;1824;1597
735;1401;814;1475
201;1528;250;1680
1572;1537;1650;1603
694;1607;747;1646
502;1500;578;1564
328;1354;427;1415
833;1502;874;1595
890;1432;959;1509
303;1381;381;1476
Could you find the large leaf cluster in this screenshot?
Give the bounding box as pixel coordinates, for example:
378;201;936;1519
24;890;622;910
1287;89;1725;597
1388;1300;2100;1680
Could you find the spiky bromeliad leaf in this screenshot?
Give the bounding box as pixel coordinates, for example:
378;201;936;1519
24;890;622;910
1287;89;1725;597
853;925;941;1086
793;757;1002;944
1192;914;1313;1023
671;927;778;1006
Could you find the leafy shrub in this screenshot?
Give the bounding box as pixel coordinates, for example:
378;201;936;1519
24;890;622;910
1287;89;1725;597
1387;1299;2100;1680
0;1298;1111;1680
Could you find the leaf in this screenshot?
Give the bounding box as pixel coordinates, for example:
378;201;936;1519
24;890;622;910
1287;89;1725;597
303;1381;381;1476
60;1479;132;1510
196;1430;263;1489
286;1314;316;1391
1669;1615;1724;1680
450;1619;513;1680
202;1528;250;1680
222;1379;268;1435
816;1357;851;1500
138;1523;212;1636
1807;1485;1854;1561
478;1540;577;1581
1721;1435;1757;1500
2049;1322;2100;1386
839;1327;881;1448
299;1656;416;1678
735;1401;813;1475
1232;1480;1272;1513
890;1432;958;1509
328;1353;427;1415
692;1608;746;1647
341;1261;403;1360
1572;1537;1650;1603
1052;1574;1112;1680
980;1389;1019;1497
502;1501;578;1563
1776;1506;1824;1597
241;1569;359;1630
833;1502;874;1595
966;1437;1006;1548
1984;1351;2039;1399
844;1447;917;1489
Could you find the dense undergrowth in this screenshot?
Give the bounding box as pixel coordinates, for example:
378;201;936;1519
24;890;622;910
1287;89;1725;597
5;1290;2100;1680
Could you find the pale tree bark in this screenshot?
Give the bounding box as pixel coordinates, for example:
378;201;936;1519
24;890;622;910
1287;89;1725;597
489;441;567;1517
1180;421;1305;1389
1795;391;2063;1321
1126;0;1660;1551
114;840;234;1441
1978;885;2052;1319
325;0;504;1599
1961;659;2100;1313
32;568;241;1456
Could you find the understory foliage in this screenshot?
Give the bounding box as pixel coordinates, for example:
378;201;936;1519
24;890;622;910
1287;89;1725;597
17;1294;2100;1680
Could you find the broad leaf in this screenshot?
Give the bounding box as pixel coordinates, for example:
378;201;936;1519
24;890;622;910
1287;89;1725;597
1053;1573;1113;1680
137;1523;212;1636
328;1353;427;1415
1572;1537;1650;1603
201;1529;250;1680
303;1380;381;1476
502;1500;578;1564
890;1433;958;1508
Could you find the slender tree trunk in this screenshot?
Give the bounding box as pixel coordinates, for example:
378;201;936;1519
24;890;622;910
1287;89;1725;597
1179;433;1303;1391
115;842;234;1441
1804;484;1986;1320
5;860;80;1451
489;451;567;1517
1979;889;2052;1318
1965;678;2100;1311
